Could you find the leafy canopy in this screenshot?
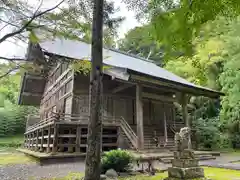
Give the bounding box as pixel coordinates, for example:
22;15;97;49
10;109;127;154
124;0;240;56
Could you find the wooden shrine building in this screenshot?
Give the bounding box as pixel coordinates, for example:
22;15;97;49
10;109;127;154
18;38;223;154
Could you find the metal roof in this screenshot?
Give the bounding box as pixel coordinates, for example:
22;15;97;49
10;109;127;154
39;38;222;96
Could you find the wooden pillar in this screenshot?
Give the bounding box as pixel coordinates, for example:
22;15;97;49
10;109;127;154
181;94;191;149
30;132;33;150
47;126;51;153
52;124;58;153
163;111;168;146
40;128;44;152
76;126;81;152
35;130;39;151
136;84;144;149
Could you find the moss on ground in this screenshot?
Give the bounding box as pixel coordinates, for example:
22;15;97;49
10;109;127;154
0;153;34;165
0;152;34;165
45;167;240;180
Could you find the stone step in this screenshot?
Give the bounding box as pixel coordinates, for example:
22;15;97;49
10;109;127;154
160;155;216;164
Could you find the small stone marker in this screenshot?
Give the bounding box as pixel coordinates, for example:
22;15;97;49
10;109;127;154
165;127;205;179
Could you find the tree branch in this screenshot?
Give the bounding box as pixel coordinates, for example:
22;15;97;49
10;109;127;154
0;56;26;62
0;0;65;44
0;65;20;79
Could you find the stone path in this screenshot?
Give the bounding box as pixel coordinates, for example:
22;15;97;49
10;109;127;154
200;154;240;170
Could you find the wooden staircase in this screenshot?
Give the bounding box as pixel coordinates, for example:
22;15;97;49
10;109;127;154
119;118;184;151
119;117;138;150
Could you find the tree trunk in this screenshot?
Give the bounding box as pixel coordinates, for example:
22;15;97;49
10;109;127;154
84;0;104;179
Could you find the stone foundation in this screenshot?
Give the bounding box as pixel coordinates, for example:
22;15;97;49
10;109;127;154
166;150;205;179
168;167;204;179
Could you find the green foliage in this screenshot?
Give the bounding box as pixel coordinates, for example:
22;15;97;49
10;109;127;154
118;25;163;62
0;65;38;138
193;117;221;150
219;18;240;148
71;60;92;75
149;0;240;56
101;149;134;173
0;135;24;148
124;0;240;56
71;59;111;75
165;36;225;89
0;101;37;137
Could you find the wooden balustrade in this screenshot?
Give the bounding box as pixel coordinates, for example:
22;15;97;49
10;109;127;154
26;114;123;133
119;117;138;149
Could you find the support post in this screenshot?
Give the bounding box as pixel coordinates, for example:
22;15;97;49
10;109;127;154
181;94;191;149
30;132;33;150
47;126;51;153
35;130;39;151
136;84;144;149
40;128;44;152
52;124;58;153
76;126;81;152
163;111;168;146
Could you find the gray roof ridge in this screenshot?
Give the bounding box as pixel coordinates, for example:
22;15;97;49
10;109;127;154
107;47;157;64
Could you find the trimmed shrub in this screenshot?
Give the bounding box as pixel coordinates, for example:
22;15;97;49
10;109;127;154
101;149;134;173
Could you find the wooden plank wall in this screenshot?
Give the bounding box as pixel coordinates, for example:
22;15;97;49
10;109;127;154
72;73;175;127
39;60;74;120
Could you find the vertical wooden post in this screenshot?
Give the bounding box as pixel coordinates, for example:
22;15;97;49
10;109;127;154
52;124;58;153
136;84;144;149
26;134;29;149
76;126;81;152
40;128;44;152
30;132;33;150
35;130;39;151
181;94;191;149
47;126;51;153
163;111;168;146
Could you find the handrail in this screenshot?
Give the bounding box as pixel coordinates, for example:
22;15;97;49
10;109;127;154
119;117;138;149
168;124;176;134
26;114;122;132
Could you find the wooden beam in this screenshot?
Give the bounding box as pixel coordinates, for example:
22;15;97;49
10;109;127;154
112;84;133;93
25;74;45;80
131;74;222;98
21;92;42;97
142;92;175;102
136;84;144;149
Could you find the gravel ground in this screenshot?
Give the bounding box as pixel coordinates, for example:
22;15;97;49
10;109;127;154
200;155;240;170
0;162;85;180
0;154;240;180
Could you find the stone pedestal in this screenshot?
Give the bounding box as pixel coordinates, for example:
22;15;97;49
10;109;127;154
168;164;204;179
166;150;205;179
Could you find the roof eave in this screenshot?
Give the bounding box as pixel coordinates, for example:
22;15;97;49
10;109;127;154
128;70;224;98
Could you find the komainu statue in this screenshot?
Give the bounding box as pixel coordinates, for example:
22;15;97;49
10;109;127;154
174;127;191;151
165;127;205;179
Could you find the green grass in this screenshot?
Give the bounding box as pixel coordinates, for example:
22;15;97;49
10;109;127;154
44;167;240;180
0;135;24;148
0;153;34;165
0;136;34;165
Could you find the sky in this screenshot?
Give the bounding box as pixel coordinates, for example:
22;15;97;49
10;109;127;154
0;0;140;58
